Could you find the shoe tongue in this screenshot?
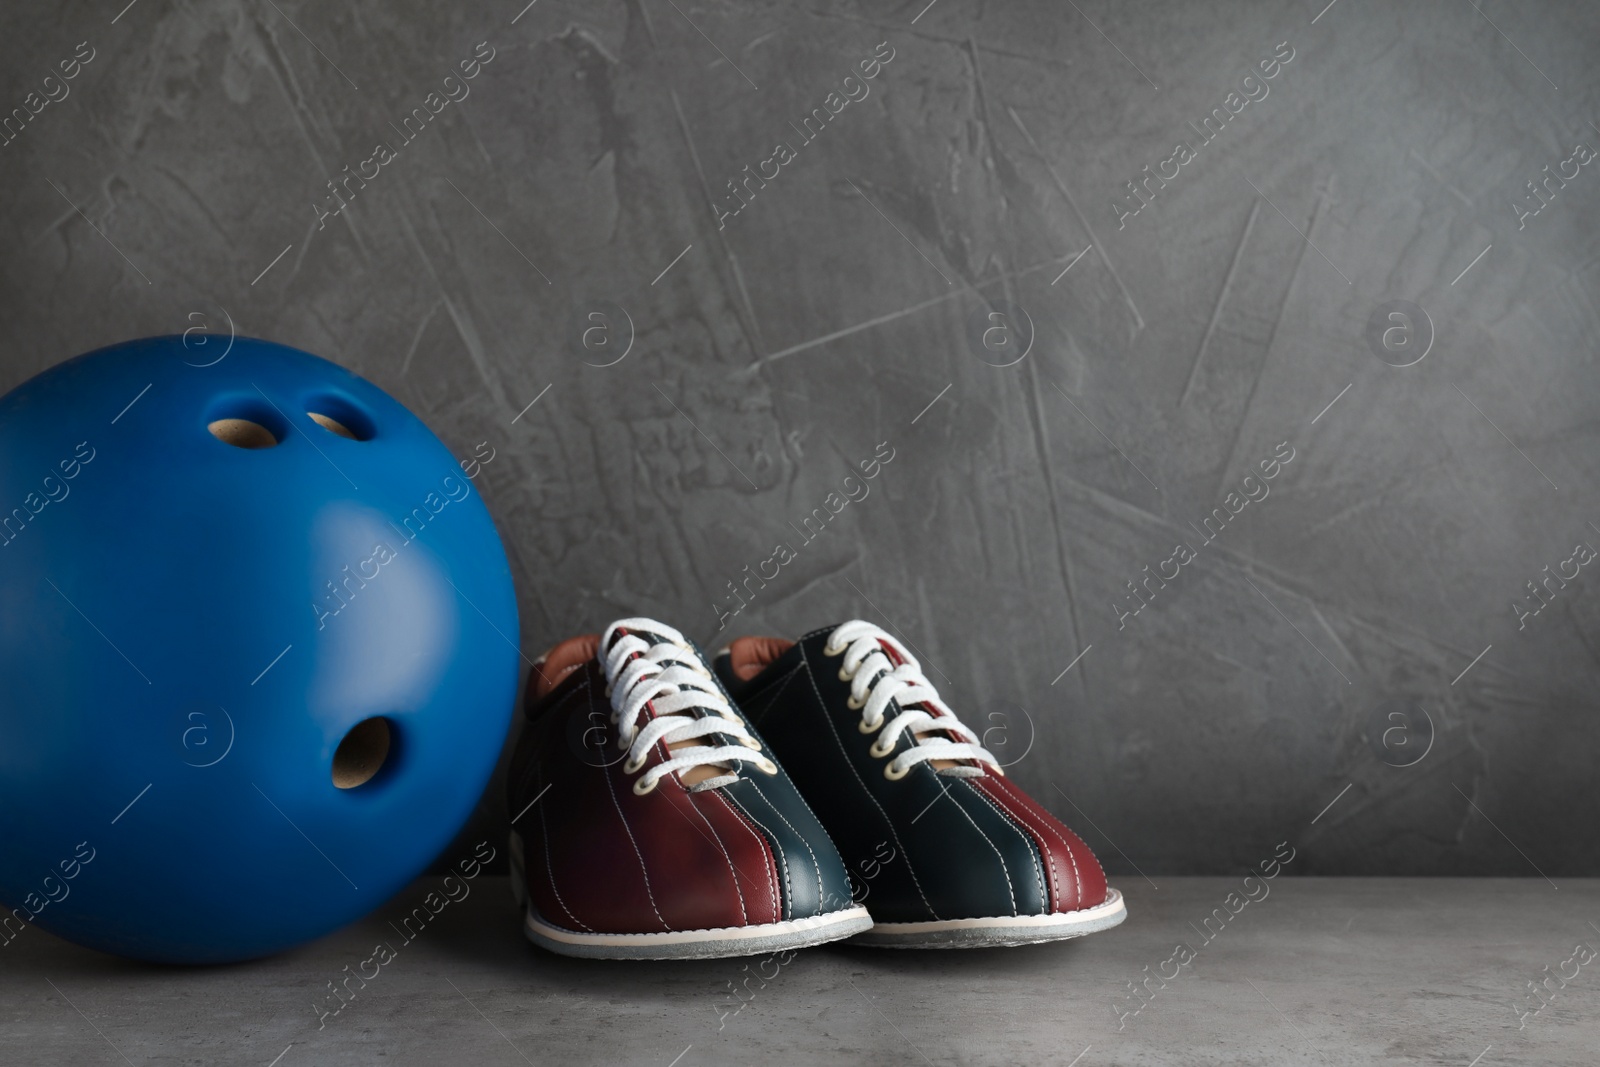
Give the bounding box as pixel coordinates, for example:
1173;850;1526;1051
608;620;697;664
530;634;600;701
608;620;662;648
726;635;796;681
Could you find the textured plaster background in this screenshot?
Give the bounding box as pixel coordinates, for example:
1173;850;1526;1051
1;0;1597;879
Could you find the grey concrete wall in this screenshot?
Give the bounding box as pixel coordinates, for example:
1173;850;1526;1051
1;0;1595;877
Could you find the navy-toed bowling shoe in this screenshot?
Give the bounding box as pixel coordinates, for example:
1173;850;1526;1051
716;620;1126;948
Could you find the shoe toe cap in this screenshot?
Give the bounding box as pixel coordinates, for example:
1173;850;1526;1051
719;777;856;921
978;777;1110;914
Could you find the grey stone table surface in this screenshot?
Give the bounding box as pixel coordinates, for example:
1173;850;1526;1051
2;877;1595;1066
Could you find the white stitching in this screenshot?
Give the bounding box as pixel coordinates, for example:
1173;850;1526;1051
1034;792;1087;907
528;675;598;932
934;777;1019;916
756;769;848;913
534;770;593;932
742;777;825;914
732;671;858;917
798;645;940;921
708;790;781;923
654;780;782;922
596;685;670;931
999;778;1086;910
964;780;1050;914
689;652;778;924
684;790;749;926
722;793;793;921
726;653;846;914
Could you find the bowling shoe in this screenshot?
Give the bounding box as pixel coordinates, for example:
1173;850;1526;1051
714;620;1127;948
506;617;871;959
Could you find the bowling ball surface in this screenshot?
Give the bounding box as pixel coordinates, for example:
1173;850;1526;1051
0;335;519;963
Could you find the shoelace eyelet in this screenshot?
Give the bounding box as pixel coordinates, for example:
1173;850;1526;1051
622;752;647;775
739;737;763;752
632;775;660;795
755;757;778;776
822;622;1001;783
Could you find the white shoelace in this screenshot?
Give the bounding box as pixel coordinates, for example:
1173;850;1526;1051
824;621;1001;779
601;618;776;795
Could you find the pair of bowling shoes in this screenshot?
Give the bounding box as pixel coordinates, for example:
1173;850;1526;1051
505;617;1125;959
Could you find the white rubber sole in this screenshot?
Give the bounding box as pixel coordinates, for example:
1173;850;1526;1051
522;902;874;960
508;831;874;959
848;887;1128;949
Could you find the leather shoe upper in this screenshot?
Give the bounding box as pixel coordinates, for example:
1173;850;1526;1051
507;619;856;934
716;622;1110;924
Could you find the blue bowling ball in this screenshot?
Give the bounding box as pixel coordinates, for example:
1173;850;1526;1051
0;335;519;962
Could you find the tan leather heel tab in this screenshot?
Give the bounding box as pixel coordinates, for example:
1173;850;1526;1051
726;635;796;682
531;634;601;702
